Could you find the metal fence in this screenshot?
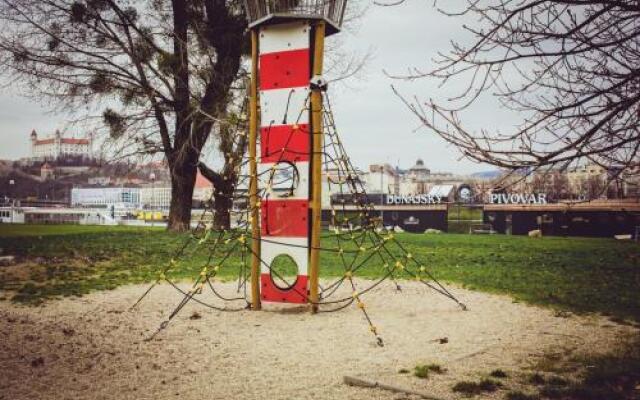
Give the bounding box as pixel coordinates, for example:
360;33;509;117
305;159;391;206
244;0;347;28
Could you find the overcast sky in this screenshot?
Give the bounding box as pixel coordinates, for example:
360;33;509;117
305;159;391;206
0;1;522;174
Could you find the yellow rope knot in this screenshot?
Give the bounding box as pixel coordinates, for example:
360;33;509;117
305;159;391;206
395;261;404;270
357;301;365;309
344;271;352;278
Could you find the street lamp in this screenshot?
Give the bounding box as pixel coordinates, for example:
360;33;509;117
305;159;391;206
378;165;385;225
149;172;156;227
242;0;348;310
9;179;15;223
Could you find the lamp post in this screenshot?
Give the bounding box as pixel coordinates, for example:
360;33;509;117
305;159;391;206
9;179;15;223
149;172;156;227
242;1;348;311
379;165;385;224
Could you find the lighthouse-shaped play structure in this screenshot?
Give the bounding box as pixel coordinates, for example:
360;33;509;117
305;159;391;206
244;2;347;311
134;2;466;344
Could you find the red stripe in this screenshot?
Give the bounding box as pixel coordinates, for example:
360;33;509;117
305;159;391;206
259;48;310;90
260;124;310;163
261;199;308;237
260;273;308;303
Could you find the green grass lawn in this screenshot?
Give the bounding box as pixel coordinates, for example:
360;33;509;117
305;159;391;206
0;224;638;322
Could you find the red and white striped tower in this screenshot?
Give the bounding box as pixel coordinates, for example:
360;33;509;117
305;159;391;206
243;3;347;309
258;21;313;303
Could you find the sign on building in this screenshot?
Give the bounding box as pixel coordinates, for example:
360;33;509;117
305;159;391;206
488;193;547;204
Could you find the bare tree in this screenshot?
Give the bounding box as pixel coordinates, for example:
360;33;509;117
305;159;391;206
584;175;606;200
0;0;247;231
394;1;640;186
198;105;247;229
530;170;569;200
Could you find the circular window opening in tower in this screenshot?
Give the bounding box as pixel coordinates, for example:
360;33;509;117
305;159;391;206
268;161;299;198
269;254;299;290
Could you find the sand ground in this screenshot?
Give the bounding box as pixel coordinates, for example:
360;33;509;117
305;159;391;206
0;280;635;400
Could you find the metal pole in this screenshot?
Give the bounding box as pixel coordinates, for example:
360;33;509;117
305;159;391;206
309;21;326;313
380;166;384;224
9;180;14;224
249;29;262;311
150;175;155;227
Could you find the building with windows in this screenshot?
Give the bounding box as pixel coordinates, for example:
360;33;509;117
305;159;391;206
71;187;141;208
566;163;607;197
140;186;172;210
30;129;91;160
364;164;396;195
139;172;213;210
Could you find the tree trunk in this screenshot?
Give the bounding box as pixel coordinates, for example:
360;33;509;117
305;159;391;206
212;174;235;230
168;158;197;232
198;162;237;231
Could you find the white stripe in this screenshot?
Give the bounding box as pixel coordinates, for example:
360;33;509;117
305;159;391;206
259;162;310;200
259;21;310;54
260;87;310;127
261;237;309;275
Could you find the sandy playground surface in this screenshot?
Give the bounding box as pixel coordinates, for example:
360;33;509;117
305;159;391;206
0;280;636;400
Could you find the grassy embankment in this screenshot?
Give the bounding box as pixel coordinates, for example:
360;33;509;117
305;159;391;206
0;224;638;323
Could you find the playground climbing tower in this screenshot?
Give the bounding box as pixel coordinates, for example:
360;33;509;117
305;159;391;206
244;2;348;310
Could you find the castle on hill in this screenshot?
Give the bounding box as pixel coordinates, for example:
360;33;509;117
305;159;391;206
30;129;92;161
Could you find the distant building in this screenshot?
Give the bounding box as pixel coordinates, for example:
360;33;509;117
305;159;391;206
140;186;172;210
365;164;397;195
484;200;640;238
88;176;112;186
140;171;213;210
566;163;607;197
363;159;476;201
621;166;640;198
193;172;214;202
408;158;430;182
30;129;91;160
71;187;141;208
40;163;55;180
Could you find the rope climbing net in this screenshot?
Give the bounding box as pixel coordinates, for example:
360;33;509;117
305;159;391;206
133;92;467;346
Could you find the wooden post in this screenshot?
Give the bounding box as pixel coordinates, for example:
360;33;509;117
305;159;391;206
309;21;325;313
249;29;261;311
